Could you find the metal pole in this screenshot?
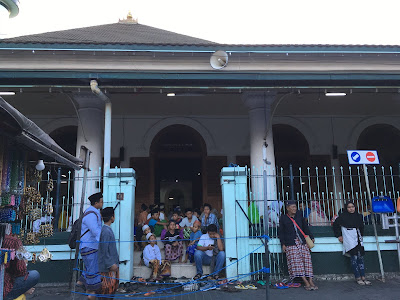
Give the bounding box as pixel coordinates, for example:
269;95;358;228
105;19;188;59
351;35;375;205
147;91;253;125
363;164;385;282
393;212;400;272
289;164;295;201
263;169;270;300
71;146;91;299
55;167;61;231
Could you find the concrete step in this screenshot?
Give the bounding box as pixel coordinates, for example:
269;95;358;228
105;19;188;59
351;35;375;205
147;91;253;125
133;263;211;279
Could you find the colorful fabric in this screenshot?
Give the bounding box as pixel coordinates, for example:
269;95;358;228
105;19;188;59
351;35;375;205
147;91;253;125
186;244;197;263
285;238;313;280
100;269;119;296
80;248;101;292
164;241;183;261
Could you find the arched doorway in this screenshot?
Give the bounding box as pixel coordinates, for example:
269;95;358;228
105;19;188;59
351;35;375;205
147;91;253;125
273;124;311;169
150;125;207;212
357;124;400;167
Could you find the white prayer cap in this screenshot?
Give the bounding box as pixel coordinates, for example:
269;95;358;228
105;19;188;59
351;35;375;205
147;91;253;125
146;232;155;240
142;224;150;231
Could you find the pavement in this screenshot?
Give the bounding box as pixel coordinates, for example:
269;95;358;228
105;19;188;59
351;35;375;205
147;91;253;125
24;278;400;300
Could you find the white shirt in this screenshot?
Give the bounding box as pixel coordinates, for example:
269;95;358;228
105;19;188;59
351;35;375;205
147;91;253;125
179;215;198;228
147;212;165;221
197;233;215;257
143;244;162;266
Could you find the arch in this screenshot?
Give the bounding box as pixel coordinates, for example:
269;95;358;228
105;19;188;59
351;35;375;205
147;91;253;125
160;182;192;212
347;116;400;150
272;117;320;153
142;117;216;156
49;125;78;156
39;117;78;135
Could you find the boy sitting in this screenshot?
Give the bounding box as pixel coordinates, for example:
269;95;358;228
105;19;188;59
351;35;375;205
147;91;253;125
143;233;162;281
147;209;167;236
98;207;119;297
184;220;202;263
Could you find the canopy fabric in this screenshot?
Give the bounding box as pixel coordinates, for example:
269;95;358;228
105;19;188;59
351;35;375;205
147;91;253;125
0;96;83;170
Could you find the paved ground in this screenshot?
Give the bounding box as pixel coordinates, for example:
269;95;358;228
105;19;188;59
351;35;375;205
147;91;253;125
25;278;400;300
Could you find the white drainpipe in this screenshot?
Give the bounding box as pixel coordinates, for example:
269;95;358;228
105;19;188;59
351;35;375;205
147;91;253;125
90;80;111;178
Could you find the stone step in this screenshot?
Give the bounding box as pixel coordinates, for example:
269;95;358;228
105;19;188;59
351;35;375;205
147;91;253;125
133;263;211;280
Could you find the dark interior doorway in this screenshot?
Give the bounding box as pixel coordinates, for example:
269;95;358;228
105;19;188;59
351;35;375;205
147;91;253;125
150;125;206;212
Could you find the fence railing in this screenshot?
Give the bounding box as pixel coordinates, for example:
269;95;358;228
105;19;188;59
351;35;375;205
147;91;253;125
239;164;400;280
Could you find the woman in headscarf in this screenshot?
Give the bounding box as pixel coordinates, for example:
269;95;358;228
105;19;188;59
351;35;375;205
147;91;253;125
308;200;330;226
333;201;371;285
279;200;317;291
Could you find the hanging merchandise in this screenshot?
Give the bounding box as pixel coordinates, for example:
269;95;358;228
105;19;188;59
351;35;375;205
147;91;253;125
28;208;41;221
42;203;53;215
46;178;54;192
0;209;16;223
39;224;53;238
25;232;39;245
37;247;52;263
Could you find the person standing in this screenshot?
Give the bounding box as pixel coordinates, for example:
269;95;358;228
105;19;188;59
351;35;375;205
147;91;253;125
279;200;317;291
333;201;371;286
78;192;103;300
98;207;120;298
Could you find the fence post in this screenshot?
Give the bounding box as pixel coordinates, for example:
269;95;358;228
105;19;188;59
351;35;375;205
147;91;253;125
103;168;136;282
55;167;61;231
221;166;250;280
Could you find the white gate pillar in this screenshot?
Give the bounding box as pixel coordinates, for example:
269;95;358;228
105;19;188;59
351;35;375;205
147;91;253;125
103;168;136;282
72;93;104;219
242;92;278;219
221;166;250;280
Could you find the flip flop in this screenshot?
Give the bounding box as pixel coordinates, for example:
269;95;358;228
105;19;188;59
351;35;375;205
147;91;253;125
235;284;248;290
304;286;313;291
363;280;372;286
287;283;301;288
144;291;156;296
257;280;266;286
245;284;257;290
218;279;228;285
274;282;289;289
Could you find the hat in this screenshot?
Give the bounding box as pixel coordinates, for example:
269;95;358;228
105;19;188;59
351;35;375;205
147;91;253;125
285;200;296;207
146;232;155;240
88;192;103;203
101;207;114;219
142;224;150;232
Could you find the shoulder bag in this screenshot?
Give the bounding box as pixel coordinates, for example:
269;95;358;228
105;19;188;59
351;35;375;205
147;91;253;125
287;215;315;249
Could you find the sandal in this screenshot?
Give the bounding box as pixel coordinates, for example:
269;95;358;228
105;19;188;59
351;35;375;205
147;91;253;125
311;285;319;290
357;280;366;285
287;283;301;288
245;284;257;290
144;291;156;296
363;280;372;286
274;282;288;289
304;286;313;291
193;273;202;280
235;284;248;290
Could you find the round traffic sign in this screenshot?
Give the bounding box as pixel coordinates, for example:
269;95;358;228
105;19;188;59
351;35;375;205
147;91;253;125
366;152;376;162
351;152;361;162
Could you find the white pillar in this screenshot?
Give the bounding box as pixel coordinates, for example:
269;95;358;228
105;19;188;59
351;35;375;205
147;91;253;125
243;92;279;220
72;93;104;218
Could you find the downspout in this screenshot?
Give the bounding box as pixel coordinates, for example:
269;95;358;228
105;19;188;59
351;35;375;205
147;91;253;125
90;80;111;178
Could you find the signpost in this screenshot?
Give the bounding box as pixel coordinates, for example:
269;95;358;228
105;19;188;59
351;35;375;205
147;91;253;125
347;150;385;282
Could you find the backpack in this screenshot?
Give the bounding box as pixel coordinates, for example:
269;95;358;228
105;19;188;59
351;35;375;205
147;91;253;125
68;210;98;249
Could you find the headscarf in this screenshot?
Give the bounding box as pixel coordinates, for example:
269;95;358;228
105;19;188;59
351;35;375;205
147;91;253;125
337;201;363;229
311;201;325;218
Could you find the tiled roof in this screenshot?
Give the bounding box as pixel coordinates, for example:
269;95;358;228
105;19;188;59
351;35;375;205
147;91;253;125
1;22;216;46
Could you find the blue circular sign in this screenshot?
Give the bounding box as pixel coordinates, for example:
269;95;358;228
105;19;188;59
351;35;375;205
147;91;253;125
351;151;361;162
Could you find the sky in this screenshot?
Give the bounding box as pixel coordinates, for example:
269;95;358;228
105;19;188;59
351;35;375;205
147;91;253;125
1;0;400;45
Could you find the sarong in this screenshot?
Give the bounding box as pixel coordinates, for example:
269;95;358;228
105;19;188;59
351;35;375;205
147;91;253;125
80;247;102;292
186;244;197;263
285;238;313;280
100;269;119;296
165;242;183;261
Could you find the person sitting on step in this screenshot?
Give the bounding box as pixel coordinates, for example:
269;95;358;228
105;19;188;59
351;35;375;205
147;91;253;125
193;224;225;280
161;221;183;263
143;233;162;282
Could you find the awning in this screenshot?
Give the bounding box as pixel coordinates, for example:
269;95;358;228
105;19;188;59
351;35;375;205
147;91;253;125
0;96;83;170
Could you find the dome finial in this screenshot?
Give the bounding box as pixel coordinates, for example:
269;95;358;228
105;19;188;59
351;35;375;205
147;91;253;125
119;11;138;24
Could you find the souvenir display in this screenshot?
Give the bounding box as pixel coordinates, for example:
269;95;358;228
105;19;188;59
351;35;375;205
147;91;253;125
37;247;52;263
39;224;53;238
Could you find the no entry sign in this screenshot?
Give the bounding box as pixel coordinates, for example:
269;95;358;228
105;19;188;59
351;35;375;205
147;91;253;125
347;150;380;165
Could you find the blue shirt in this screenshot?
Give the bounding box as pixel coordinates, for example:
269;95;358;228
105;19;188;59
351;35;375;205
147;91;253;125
148;219;157;228
189;230;202;244
80;206;102;250
201;213;219;232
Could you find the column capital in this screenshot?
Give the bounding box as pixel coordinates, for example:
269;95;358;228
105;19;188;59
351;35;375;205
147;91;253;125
242;91;277;110
71;92;105;110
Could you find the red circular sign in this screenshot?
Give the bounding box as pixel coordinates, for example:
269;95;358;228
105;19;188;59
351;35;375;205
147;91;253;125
366;152;376;162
